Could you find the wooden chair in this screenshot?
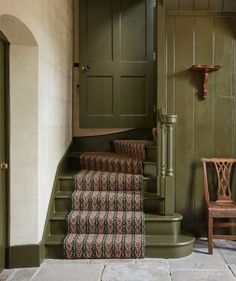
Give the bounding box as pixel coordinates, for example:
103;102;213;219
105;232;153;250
201;158;236;254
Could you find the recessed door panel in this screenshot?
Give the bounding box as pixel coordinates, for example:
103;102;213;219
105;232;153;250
121;0;146;61
121;77;147;115
87;77;114;115
87;0;113;61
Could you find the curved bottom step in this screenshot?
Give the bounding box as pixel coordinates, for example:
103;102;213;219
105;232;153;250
145;233;195;258
45;233;195;259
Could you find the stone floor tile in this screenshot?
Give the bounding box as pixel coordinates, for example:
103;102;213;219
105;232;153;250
91;259;135;264
171;270;236;281
0;269;16;281
31;263;104;281
101;264;171;281
169;251;227;271
214;240;236;251
229;265;236;277
135;258;169;270
214;240;236;264
44;259;92;264
8;269;37;281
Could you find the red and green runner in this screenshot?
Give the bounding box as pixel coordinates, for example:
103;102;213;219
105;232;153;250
63;139;153;259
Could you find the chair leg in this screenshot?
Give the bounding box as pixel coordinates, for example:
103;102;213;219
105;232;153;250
208;216;213;254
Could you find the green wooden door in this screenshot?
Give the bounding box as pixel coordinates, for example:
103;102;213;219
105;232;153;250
0;40;6;272
79;0;154;128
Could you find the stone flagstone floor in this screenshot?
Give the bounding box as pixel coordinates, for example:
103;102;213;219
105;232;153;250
1;239;236;281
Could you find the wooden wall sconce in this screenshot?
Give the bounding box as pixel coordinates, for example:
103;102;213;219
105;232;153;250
191;64;223;99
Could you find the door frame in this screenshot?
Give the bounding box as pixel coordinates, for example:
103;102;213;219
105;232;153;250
0;31;10;270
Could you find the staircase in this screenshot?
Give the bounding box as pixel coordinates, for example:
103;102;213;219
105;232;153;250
44;129;194;259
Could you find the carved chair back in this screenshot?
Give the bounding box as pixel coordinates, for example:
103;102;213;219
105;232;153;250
201;158;236;204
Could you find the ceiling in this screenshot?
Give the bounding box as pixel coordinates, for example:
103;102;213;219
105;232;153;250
163;0;236;12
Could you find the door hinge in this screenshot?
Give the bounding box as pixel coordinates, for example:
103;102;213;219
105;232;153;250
153;105;157;113
153;52;156;61
153;0;156;8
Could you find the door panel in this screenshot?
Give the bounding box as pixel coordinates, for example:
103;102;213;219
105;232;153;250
120;0;146;61
79;0;154;128
0;40;5;271
87;0;113;61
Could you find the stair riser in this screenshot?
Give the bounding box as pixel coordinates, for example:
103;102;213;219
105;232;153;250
50;218;180;236
59;178;157;193
55;198;71;212
145;220;181;236
45;242;194;259
50;220;67;235
45;245;64;259
55;197;164;213
145;244;193;258
143;163;157;177
59;179;74;192
143;180;157;194
146;147;157;162
144;199;164;214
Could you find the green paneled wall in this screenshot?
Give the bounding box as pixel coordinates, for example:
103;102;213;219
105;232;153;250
164;13;236;235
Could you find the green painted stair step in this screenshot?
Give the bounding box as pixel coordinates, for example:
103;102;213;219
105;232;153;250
145;234;195;258
54;190;164;213
48;212;183;236
45;233;195;259
58;174;158;194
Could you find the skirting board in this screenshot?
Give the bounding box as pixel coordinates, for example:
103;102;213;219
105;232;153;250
7;241;44;268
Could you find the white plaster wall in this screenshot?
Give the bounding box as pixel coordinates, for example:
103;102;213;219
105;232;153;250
0;0;73;245
10;45;38;244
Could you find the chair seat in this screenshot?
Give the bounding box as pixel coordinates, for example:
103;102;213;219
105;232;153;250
208;201;236;218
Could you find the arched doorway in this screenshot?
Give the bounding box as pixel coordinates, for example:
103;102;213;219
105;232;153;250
0;14;38;268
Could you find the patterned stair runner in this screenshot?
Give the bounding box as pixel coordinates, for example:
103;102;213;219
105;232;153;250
63;139;153;259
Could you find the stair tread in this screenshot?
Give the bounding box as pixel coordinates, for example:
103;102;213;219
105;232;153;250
143;161;157;165
69;152;82;158
144;192;164;199
145;234;195;246
55;191;71;198
51;212;68;220
143;176;156;181
145;213;183;221
147;145;157;149
45;234;64;245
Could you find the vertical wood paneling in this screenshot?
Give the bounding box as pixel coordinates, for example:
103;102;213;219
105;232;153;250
194;0;209;10
166;17;175;114
208;0;224;11
223;0;236;12
164;0;179;10
174;17;195;231
179;0;194;10
214;98;234;156
214;17;234;97
165;14;236;235
194;17;214;234
195;17;214;63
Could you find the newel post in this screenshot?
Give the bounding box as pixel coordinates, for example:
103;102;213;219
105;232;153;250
159;109;177;216
166;115;177;177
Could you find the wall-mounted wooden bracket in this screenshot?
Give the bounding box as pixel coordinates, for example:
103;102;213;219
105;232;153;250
190;64;223;99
